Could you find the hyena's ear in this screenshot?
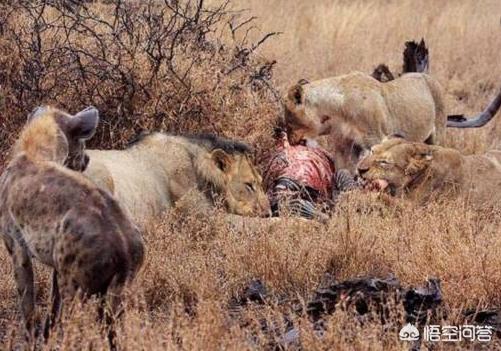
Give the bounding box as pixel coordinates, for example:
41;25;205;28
27;106;49;121
70;106;99;140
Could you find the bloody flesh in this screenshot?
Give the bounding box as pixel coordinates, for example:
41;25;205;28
264;131;335;204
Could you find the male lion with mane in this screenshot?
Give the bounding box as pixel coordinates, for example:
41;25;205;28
356;136;501;207
84;133;271;225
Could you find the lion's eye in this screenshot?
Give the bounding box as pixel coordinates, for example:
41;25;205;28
378;160;391;166
245;183;255;192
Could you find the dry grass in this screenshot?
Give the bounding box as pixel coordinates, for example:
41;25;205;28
225;0;501;152
2;0;501;350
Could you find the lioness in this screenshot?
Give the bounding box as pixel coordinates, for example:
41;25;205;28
356;136;501;207
284;72;501;172
84;133;271;225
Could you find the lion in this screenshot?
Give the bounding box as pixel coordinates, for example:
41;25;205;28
83;133;271;225
284;72;501;173
356;136;501;207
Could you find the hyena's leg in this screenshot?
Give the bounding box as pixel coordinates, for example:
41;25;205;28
9;237;35;338
103;272;128;351
57;274;79;320
43;269;61;340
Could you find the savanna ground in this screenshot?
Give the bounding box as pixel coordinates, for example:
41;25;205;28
1;0;501;350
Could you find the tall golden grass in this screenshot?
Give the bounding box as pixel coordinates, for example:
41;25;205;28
227;0;501;152
2;0;501;350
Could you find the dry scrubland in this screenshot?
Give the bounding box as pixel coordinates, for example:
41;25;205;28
1;0;501;350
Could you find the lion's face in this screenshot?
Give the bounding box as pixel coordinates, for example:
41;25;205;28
356;138;433;196
208;150;271;217
283;79;379;173
284;82;333;145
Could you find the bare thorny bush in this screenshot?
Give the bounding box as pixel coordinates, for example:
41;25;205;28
0;0;281;169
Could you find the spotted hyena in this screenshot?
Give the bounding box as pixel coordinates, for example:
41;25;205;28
0;106;144;343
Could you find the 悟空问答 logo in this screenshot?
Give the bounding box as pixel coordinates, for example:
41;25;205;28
399;323;420;341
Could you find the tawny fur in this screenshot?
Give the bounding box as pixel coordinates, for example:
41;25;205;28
84;133;271;225
0;107;144;339
284;72;446;172
357;137;501;207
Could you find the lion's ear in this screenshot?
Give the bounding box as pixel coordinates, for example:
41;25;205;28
390;132;407;139
405;146;433;176
211;149;232;173
288;84;304;105
382;133;407;143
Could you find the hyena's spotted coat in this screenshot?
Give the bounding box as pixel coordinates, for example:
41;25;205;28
0;106;144;342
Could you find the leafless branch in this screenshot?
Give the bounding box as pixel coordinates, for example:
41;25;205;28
0;0;280;153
